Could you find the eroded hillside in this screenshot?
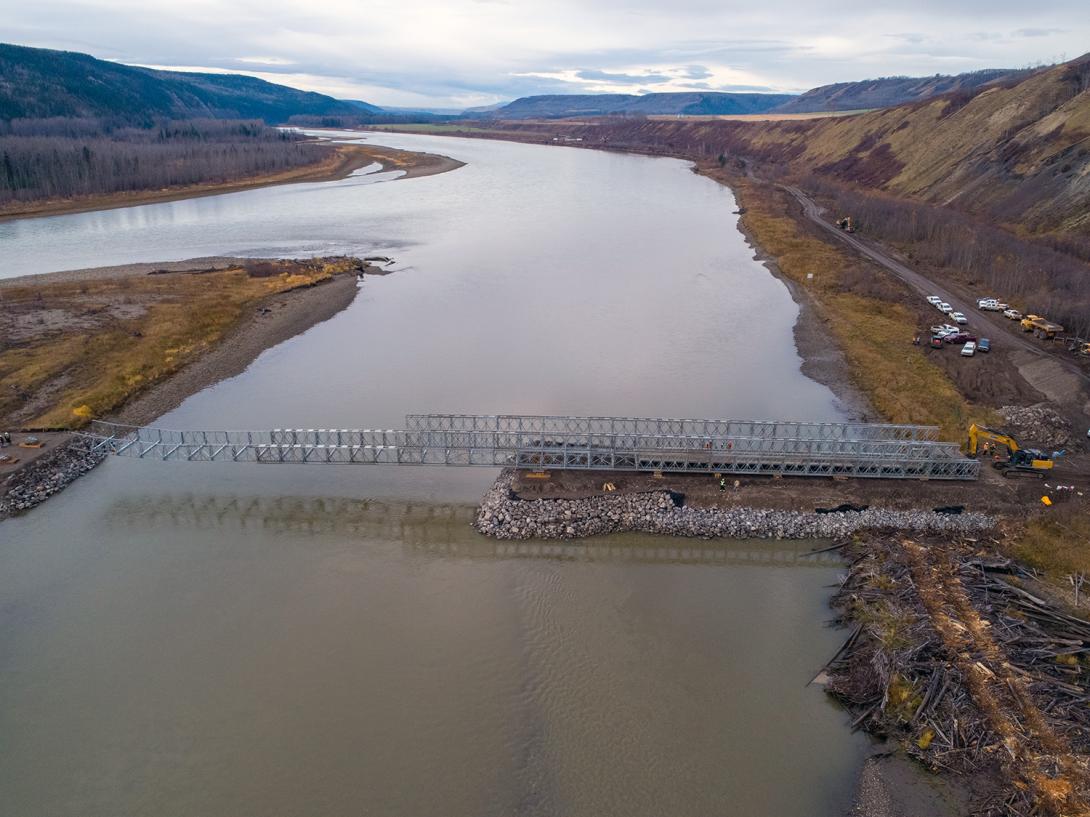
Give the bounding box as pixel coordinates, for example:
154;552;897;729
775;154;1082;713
491;56;1090;237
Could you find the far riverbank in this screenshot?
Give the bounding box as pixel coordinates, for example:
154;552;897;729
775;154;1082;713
0;141;464;223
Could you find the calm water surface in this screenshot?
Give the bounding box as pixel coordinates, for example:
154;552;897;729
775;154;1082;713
0;133;867;816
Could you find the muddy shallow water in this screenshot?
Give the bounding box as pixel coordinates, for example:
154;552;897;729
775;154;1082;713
0;132;868;816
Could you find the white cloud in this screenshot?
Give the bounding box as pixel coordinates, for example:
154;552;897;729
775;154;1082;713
6;0;1089;107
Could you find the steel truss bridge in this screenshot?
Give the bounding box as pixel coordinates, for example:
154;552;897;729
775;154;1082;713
79;413;980;480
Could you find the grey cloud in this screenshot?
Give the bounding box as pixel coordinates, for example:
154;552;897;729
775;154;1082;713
886;32;929;44
575;68;671;83
6;0;1090;108
1013;27;1064;37
680;65;713;79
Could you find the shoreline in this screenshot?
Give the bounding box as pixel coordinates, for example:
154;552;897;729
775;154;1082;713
0;141;463;223
114;270;361;426
1;258;369;520
378;127;877;424
718;169;876;423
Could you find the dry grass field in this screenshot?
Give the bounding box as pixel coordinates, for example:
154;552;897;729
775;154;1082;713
0;258;362;429
727;174;992;440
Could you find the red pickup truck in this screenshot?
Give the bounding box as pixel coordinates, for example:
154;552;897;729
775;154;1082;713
943;332;977;345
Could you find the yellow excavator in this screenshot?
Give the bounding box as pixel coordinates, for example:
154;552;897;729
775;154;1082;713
967;424;1054;477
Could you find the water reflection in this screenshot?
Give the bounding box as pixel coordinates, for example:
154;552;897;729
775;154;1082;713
1;134;868;817
103;492;844;567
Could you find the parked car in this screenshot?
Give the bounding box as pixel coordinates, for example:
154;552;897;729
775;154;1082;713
980;302;1003;311
943;332;977;345
978;338;990;353
927;295;942;306
1003;309;1022;320
940;302;953;313
961;342;977;356
976;297;997;307
951;312;968;324
929;335;944;348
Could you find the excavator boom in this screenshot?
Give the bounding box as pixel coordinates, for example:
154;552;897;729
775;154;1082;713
967;423;1053;477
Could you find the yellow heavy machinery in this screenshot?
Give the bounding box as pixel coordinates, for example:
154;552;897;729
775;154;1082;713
1020;315;1064;339
967;424;1054;477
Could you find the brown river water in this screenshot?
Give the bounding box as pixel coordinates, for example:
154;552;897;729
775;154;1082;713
0;132;869;816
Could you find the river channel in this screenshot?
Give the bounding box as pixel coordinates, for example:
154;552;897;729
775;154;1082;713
0;132;868;816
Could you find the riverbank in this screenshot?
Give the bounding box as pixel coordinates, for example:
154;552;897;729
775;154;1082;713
340;140;465;179
0;256;375;431
1;257;372;519
0;141;462;222
728;184;875;422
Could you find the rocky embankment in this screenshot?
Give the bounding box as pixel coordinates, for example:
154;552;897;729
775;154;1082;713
0;440;105;519
474;471;995;540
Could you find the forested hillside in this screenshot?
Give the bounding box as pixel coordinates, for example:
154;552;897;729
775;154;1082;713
488;91;794;119
772;68;1028;113
0;119;330;207
0;43;363;123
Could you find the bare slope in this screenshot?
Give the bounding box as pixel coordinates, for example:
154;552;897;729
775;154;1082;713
496;56;1089;236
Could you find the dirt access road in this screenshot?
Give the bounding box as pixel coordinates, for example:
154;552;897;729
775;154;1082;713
780;183;1090;436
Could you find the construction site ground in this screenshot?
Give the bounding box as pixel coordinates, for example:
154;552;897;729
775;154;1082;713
513;456;1090;517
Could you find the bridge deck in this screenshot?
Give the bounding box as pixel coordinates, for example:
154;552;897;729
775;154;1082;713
79;415;980;480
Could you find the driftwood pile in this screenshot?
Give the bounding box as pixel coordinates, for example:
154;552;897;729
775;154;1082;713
825;535;1090;816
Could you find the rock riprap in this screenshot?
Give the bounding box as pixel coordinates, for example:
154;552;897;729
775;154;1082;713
474;472;995;540
0;440;106;518
998;404;1073;448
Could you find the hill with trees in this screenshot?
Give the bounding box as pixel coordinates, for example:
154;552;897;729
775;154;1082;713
772;68;1031;113
0;43;365;123
487;91;795;119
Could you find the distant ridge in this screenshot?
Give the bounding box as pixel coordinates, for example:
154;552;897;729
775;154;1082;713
773;68;1032;113
0;42;370;123
488;91;795;119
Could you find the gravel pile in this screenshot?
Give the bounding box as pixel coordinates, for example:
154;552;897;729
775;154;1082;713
474;472;995;541
998;404;1073;448
0;441;105;518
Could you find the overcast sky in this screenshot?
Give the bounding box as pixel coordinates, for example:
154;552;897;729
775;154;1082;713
6;1;1087;108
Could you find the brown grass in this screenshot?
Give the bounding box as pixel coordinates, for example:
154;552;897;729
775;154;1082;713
646;110;871;122
1007;506;1090;578
0;258;361;429
729;175;989;440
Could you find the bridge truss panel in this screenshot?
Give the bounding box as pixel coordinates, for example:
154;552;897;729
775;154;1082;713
81;417;978;480
404;413;940;442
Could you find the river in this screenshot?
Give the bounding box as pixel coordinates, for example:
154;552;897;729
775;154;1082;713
0;132;868;816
